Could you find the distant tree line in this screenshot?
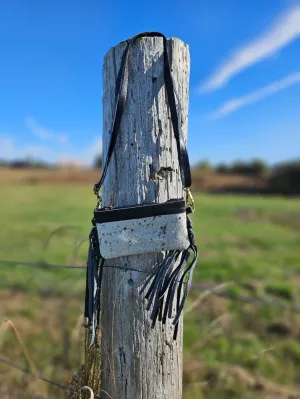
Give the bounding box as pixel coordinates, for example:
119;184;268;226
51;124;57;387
196;158;300;195
0;155;103;169
196;158;269;177
0;158;50;169
1;155;299;195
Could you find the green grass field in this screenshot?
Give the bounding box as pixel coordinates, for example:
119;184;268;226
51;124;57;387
1;185;300;398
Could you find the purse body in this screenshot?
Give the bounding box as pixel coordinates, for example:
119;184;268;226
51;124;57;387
94;199;190;259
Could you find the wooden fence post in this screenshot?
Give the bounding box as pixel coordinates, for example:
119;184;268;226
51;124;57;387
101;35;190;399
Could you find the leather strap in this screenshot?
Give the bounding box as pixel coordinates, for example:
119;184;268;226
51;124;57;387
94;32;192;196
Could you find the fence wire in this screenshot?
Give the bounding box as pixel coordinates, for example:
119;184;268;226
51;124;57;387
0;357;75;393
1;258;300;314
0;357;100;398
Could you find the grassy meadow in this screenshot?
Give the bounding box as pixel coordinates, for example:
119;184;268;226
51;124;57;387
1;182;300;398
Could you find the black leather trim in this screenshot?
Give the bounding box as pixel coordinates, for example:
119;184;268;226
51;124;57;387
94;199;186;223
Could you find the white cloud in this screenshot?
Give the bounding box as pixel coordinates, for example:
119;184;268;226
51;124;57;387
25;116;68;144
0;136;48;160
1;114;102;165
211;71;300;118
0;133;102;166
58;137;102;165
200;5;300;92
83;137;102;162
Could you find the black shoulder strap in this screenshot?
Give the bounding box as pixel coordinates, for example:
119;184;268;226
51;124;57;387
94;32;192;197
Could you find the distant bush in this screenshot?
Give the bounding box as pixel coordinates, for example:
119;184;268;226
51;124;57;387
93;154;102;169
215;163;229;174
196;160;212;172
9;159;49;169
10;159;33;168
228;159;268;177
268;160;300;195
196;159;269;177
247;159;268;177
231;160;248;175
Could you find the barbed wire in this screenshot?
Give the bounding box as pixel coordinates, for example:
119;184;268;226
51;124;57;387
0;259;86;269
0;258;155;274
1;225;300;315
3;224;299;278
2;258;300;314
2;257;299;284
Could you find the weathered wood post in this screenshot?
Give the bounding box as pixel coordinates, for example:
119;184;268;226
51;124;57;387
101;35;190;399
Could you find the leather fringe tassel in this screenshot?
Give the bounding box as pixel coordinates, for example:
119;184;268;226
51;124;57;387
84;221;104;346
141;215;198;340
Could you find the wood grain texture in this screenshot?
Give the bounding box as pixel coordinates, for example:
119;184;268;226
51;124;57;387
101;36;190;399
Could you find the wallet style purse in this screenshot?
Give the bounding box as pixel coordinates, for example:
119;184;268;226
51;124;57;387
84;32;198;344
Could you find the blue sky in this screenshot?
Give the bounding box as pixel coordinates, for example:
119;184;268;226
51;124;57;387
1;0;300;165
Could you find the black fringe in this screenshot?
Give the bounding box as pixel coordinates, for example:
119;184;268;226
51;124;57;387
141;215;198;340
84;221;104;346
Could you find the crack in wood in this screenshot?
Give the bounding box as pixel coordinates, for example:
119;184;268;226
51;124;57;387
156;167;174;179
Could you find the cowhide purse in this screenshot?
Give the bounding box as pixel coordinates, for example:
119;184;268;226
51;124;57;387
84;32;198;344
